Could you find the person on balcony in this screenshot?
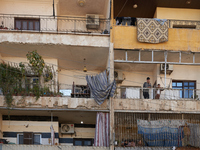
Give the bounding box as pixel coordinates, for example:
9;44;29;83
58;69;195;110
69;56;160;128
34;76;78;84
155;84;164;99
143;77;151;99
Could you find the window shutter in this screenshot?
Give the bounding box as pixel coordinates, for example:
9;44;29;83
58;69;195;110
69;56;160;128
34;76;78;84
23;132;33;145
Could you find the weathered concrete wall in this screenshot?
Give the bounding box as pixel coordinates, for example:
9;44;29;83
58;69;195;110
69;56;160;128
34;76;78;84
2;96;200;112
0;96;109;110
113;26;200;52
114;99;200;112
0;31;110;48
2;145;109;150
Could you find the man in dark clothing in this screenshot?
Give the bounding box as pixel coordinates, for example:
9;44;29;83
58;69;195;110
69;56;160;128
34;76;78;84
143;77;151;99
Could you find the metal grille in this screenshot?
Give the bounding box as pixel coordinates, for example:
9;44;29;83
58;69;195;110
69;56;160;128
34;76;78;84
115;113;200;148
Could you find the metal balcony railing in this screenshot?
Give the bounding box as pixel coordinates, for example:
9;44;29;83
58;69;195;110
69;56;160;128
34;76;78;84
0;14;110;34
117;87;200;100
114;17;200;29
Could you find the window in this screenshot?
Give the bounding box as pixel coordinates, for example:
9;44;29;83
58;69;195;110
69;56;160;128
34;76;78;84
25;77;39;91
15;18;40;31
173;25;196;29
73;138;93;146
17;133;41;145
172;81;196;98
59;89;72;97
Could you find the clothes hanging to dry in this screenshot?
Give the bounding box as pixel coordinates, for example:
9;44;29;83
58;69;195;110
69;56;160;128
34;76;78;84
86;70;116;105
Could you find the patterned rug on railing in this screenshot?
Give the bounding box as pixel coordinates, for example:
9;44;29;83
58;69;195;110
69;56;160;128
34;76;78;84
137;18;168;44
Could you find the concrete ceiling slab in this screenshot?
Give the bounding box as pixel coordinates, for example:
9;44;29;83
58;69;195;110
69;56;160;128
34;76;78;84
0;43;109;71
58;0;109;18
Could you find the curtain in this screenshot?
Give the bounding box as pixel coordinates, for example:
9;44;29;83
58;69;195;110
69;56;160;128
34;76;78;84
50;125;55;145
94;112;110;147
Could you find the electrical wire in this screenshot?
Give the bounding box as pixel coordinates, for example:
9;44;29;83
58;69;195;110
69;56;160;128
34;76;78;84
115;0;129;18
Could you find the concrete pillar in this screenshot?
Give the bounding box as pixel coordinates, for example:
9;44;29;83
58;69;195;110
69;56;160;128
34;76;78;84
109;0;115;149
109;43;114;150
0;113;3;138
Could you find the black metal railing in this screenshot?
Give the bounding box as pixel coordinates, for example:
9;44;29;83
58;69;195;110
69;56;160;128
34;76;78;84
114;17;200;29
0;14;110;34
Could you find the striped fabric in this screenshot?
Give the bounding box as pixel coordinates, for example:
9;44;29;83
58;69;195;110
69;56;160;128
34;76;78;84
86;70;116;105
94;112;110;147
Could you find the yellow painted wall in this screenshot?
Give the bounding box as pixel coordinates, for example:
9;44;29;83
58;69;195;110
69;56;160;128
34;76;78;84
2;121;59;132
113;26;200;52
0;0;57;16
155;7;200;20
59;127;95;139
116;65;200;98
58;70;100;86
158;65;200;89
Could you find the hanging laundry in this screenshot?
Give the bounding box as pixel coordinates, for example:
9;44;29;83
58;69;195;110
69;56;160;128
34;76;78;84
86;70;116;105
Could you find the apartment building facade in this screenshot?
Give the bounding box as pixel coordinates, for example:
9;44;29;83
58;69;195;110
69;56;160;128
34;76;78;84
0;0;200;149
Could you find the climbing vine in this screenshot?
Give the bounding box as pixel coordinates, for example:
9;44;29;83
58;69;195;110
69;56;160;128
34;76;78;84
0;50;56;107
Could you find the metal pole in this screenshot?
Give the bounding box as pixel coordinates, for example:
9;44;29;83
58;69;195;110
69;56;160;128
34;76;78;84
164;51;167;88
125;51;127;61
193;53;195;63
51;112;53;125
139;50;141;61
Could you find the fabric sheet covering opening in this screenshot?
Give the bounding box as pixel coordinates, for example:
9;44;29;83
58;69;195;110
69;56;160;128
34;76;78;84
86;70;116;105
94;112;110;147
137;119;200;147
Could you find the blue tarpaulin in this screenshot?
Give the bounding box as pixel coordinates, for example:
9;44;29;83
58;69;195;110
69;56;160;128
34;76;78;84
137;120;186;147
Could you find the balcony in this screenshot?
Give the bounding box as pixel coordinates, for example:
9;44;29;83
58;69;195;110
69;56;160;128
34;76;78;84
0;14;110;34
0;14;110;48
114;87;200;112
113;18;200;52
0;60;108;110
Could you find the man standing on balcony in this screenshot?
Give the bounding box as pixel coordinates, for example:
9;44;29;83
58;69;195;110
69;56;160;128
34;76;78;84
143;77;151;99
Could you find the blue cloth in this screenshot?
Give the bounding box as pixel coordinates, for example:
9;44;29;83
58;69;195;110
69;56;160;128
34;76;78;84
154;18;168;25
86;70;116;105
138;125;183;147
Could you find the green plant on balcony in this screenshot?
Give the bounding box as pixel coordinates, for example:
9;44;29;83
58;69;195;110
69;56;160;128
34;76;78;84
0;62;23;107
26;50;45;76
43;65;53;82
0;51;56;107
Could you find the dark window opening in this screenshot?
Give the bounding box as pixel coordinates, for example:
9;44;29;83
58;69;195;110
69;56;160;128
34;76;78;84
73;138;93;146
173;25;196;29
18;132;41;145
15;18;40;31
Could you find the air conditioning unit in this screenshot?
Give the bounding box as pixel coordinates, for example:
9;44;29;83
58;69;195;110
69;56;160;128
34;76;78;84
114;70;124;83
86;14;99;29
160;64;173;75
61;124;74;134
